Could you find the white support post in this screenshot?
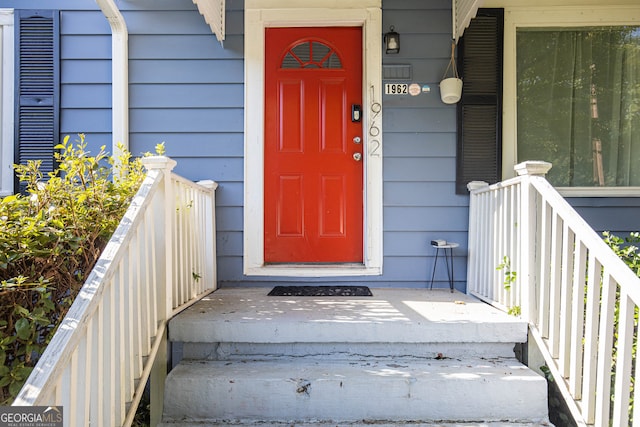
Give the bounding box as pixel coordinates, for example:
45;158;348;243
514;161;552;376
197;180;219;292
466;181;489;296
142;156;177;317
514;161;551;325
95;0;129;176
141;156;176;427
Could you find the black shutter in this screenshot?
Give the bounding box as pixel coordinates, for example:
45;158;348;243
455;9;504;194
14;10;59;192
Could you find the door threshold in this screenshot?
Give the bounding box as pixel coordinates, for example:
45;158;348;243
245;263;381;277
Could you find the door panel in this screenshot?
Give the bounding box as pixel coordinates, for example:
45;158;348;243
264;27;363;263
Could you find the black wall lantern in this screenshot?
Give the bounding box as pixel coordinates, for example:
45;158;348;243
384;26;400;54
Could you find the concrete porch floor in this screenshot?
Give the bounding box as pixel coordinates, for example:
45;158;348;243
170;288;528;347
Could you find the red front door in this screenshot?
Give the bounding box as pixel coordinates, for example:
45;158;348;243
264;27;363;263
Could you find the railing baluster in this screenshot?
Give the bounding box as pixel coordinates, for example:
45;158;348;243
115;263;125;425
512;183;521;313
476;192;486;297
92;305;103;426
491;191;500;302
581;253;601;423
148;202;159;335
538;199;552;337
123;246;132;405
105;277;115;427
558;225;575;378
59;356;73;426
497;187;506;305
548;214;563;358
594;272;615;427
612;289;634;426
82;319;93;425
569;240;586;398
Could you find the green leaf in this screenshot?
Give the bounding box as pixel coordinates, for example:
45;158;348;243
9;378;26;396
15;318;32;340
0;376;11;388
15;366;33;379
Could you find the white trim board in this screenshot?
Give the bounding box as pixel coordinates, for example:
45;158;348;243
243;0;383;277
501;5;640;197
0;9;14;197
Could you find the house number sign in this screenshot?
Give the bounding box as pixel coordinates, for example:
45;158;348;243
385;83;408;95
385;83;423;96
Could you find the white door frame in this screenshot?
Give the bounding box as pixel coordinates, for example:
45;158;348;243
243;0;383;277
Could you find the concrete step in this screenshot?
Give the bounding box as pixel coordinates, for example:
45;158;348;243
178;341;519;361
168;288;528;361
161;358;548;425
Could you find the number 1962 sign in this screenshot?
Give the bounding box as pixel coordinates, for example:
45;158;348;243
385;83;408;95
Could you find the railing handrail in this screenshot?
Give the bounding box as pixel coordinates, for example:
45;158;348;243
468;161;640;427
13;156;218;427
528;175;640;297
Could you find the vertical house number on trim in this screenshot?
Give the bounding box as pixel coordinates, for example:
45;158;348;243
384;83;408;95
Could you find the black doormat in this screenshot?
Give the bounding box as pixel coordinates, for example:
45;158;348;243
268;285;373;297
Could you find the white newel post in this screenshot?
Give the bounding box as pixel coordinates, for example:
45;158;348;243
141;156;177;427
467;181;489;296
197;180;219;292
514;161;552;326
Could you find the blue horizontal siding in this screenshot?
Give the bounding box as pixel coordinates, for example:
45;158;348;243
124;11;216;35
384;157;456;182
60;11;110;34
130;109;243;133
61;35;111;59
383;108;456;133
172;158;244;183
215;182;244;206
0;1;96;10
129;133;243;158
130;35;243;60
386;231;468;255
61;109;111;133
61;60;111;83
383;133;456;157
568;198;640;236
61;84;111;108
385;207;469;232
384;182;468;207
216;206;244;231
129;59;244;84
383;10;451;34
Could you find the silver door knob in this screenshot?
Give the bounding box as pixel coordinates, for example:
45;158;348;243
353;153;362;161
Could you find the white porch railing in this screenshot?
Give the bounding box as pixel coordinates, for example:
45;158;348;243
13;156;218;427
467;161;640;427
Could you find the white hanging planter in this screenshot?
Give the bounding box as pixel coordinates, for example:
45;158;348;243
440;40;463;104
440;77;463;104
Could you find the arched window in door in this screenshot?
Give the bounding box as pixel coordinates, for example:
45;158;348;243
281;40;343;69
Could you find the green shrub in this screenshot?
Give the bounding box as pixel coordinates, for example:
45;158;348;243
604;231;640;277
0;135;145;404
